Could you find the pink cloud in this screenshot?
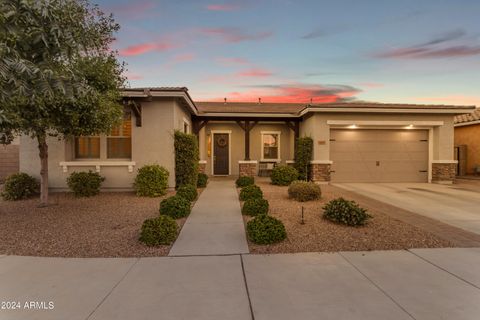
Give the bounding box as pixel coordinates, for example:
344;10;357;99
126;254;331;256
119;42;174;56
125;71;143;80
206;3;241;11
199;28;272;43
173;53;195;62
237;68;273;77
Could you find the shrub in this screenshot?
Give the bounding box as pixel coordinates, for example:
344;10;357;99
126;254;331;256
247;215;287;244
295;137;313;180
134;165;169;197
197;173;208;188
67;171;105;197
174;131;199;188
1;172;39;200
323;198;371;226
270;165;298;186
239;185;263;201
288;181;321;202
236;176;254;188
242;198;269;216
176;184;198;202
160;195;191;219
139;215;178;246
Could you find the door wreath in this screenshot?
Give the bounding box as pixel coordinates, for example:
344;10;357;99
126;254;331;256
217;137;227;147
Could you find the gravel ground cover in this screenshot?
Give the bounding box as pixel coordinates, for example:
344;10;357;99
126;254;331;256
0;190;199;257
243;179;454;254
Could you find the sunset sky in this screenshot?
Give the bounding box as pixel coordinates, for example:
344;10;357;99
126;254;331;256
97;0;480;106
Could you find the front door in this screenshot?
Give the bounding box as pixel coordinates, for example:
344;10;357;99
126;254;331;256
213;133;229;175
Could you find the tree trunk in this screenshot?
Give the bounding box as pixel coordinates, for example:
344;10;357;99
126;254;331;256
37;134;49;207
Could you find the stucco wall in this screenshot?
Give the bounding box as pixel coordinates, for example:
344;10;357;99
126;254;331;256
0;143;19;181
455;124;480;174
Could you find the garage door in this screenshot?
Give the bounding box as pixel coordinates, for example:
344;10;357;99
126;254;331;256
330;129;428;182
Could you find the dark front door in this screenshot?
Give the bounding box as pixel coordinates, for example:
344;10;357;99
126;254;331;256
213;133;229;175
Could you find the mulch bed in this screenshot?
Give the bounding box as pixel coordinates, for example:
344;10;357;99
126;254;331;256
243;179;455;254
0;190;195;258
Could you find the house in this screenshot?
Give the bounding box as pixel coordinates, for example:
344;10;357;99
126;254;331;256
1;136;19;181
19;87;475;190
454;109;480;175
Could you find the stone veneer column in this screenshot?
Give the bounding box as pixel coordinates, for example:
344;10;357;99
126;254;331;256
431;161;457;184
310;161;332;182
198;160;207;174
238;160;257;177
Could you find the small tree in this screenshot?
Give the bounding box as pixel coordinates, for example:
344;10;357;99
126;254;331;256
174;131;199;188
0;0;125;206
295;137;313;181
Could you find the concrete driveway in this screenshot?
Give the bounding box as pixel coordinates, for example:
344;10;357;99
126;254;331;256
335;183;480;235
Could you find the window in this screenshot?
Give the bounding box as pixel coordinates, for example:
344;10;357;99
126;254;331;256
107;112;132;159
183;119;190;133
261;132;280;161
75;137;100;159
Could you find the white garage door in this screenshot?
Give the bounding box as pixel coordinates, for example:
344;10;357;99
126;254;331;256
330;129;429;183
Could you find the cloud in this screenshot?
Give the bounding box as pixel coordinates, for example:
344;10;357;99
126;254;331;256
215;57;249;66
119;42;174;56
206;83;360;103
237;68;273;77
125;71;143;80
206;3;241;11
357;82;383;88
172;53;195;62
199;28;272;43
301;28;327;40
375;29;480;59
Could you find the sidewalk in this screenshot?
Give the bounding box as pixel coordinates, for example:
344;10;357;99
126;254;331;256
169;179;249;256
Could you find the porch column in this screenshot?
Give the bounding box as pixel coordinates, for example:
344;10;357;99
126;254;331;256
286;120;300;159
244;120;250;160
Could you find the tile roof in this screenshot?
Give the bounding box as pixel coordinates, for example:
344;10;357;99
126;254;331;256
122;87;189;92
454;108;480;125
308;102;475;110
195;102;306;114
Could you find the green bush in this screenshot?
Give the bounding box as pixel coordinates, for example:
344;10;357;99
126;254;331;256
247;215;287;244
67;171;105;197
160;195;191;219
239;185;263;201
242;198;269;216
295;137;313;180
134;165;169;197
197;173;208;188
139;215;178;246
1;172;39;200
176;184;198;202
288;181;321;202
323;198;371;226
236;176;254;188
270;165;299;186
174;131;199;188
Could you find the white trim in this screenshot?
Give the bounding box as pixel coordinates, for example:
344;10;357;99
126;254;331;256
428;128;433;183
238;160;258;164
260;131;281;162
199;160;207;164
286;160;295;164
301;107;475;116
311;160;333;164
60;161;136;173
454;120;480;127
327;120;444;126
211;130;232;175
200;112;297;118
183;117;191;133
432;160;458;164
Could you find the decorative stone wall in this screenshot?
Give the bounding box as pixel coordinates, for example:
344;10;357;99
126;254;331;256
239;161;257;177
0;145;19;181
310;163;331;182
198;161;207;174
432;162;456;183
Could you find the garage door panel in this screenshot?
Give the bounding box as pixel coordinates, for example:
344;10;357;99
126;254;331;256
330;129;428;183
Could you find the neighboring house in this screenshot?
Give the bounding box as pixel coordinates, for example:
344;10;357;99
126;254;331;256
19;87;475;190
0;136;20;181
454;109;480;175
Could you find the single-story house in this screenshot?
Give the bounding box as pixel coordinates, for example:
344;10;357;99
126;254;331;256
19;87;475;190
454;109;480;175
1;136;19;181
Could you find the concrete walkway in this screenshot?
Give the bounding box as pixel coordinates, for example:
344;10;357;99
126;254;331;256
2;248;480;320
169;179;249;256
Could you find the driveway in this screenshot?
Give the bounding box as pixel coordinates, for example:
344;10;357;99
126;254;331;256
334;183;480;235
1;249;480;320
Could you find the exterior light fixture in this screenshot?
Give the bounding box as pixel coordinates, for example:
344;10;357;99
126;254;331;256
406;124;414;129
348;124;357;129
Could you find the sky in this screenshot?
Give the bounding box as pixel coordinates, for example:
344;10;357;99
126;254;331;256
96;0;480;105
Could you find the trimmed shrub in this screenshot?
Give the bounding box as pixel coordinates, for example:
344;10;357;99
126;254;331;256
247;215;287;244
323;198;371;226
242;198;269;216
239;185;263;201
174;131;199;188
160;195;191;219
288;181;321;202
176;184;198;202
1;172;39;200
67;171;105;197
134;165;169;197
295;137;313;180
270;165;299;186
197;173;208;188
236;176;254;188
139;215;178;246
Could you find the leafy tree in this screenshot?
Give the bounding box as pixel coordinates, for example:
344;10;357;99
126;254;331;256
0;0;125;206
